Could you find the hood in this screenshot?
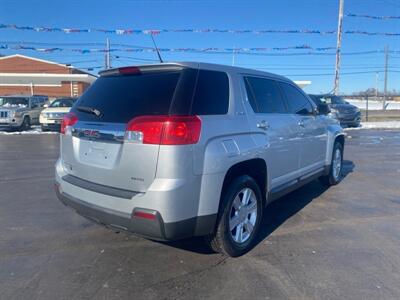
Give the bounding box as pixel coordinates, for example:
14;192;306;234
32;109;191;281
42;107;71;114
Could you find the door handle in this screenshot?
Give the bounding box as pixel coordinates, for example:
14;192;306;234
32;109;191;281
257;120;269;130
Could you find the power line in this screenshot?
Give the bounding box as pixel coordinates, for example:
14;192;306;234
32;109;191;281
283;70;400;77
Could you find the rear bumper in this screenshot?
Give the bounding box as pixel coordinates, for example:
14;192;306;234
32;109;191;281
54;158;216;240
55;185;216;240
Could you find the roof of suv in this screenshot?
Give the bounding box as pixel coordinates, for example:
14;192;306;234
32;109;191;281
101;61;292;83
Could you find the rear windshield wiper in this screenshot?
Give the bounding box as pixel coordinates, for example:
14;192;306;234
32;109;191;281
76;106;103;117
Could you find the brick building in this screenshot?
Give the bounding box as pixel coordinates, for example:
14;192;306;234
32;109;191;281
0;54;96;98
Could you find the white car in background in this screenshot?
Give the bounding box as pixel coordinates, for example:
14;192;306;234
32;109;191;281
40;98;76;132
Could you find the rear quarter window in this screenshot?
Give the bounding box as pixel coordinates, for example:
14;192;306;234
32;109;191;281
190;70;229;115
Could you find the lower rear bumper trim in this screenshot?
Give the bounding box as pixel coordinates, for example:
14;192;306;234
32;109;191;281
55;186;216;240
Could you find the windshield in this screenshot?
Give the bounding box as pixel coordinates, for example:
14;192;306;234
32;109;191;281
50;99;74;108
319;95;347;105
0;97;29;107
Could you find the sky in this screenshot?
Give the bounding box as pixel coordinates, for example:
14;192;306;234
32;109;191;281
0;0;399;94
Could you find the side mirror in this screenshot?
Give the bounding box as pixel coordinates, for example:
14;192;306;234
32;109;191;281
318;103;331;115
43;104;49;108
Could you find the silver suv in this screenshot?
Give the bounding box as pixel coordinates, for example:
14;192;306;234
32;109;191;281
0;95;48;130
55;63;344;257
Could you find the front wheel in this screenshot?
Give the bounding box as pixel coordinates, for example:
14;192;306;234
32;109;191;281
19;116;31;131
205;175;263;257
320;142;343;186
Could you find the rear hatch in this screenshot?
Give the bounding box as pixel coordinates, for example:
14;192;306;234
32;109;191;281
60;64;198;193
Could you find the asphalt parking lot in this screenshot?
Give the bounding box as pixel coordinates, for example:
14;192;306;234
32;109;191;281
1;130;400;300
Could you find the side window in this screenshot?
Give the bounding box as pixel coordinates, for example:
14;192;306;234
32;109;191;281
31;98;39;108
244;77;287;114
191;70;229;115
279;82;313;115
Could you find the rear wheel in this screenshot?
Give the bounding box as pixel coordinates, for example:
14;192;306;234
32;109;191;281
205;175;263;257
320;142;343;186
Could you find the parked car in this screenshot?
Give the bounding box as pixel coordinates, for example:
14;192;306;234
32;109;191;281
40;97;76;131
0;95;48;131
309;94;361;127
55;63;345;257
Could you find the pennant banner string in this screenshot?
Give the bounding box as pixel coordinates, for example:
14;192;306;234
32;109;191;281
1;23;399;37
346;13;400;20
0;24;336;35
1;44;398;56
0;44;337;53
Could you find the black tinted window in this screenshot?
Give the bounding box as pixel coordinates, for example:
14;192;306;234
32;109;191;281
191;70;229;115
74;72;181;123
244;77;286;113
244;79;259;113
279;82;313;114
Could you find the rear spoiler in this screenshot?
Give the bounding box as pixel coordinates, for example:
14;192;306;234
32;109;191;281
99;64;186;77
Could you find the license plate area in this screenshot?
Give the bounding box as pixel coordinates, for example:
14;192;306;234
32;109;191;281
75;138;121;169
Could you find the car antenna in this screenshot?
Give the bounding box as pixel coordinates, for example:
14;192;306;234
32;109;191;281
150;34;163;63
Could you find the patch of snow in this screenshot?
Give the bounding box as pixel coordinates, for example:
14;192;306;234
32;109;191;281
345;121;400;130
345;99;400;111
0;125;58;135
1;103;27;108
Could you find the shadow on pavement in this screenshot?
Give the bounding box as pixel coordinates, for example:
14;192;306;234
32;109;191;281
160;160;355;255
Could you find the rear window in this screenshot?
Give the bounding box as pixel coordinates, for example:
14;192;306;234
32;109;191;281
73;71;181;123
73;68;230;123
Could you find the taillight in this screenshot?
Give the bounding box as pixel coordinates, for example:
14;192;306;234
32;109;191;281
125;115;201;145
61;112;78;134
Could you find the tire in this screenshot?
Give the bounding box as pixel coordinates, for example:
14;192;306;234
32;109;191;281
205;175;263;257
320;141;343;186
19;116;31;131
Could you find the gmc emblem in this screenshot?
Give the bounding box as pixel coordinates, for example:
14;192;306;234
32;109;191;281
83;129;100;139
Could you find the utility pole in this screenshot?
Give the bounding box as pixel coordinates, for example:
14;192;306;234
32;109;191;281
333;0;344;95
105;38;111;69
375;72;379;100
232;47;236;66
383;45;389;110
